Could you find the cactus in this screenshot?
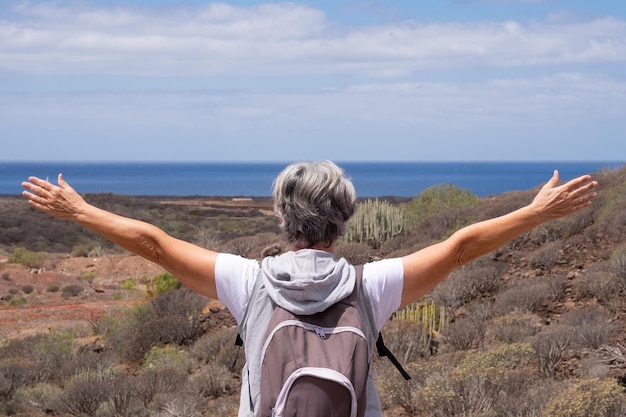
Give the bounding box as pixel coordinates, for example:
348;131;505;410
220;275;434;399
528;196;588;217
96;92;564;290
394;299;447;355
345;199;405;249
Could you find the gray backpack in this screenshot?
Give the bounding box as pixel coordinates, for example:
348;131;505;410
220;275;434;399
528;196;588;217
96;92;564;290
256;265;370;417
234;265;410;417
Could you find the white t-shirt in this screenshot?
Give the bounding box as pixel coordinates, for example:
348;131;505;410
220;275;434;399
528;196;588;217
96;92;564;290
214;253;404;331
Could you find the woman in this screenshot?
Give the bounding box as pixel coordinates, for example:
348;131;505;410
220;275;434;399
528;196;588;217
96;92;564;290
22;161;597;417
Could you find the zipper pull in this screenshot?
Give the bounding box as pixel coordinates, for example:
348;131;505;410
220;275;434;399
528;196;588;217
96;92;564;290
315;326;326;339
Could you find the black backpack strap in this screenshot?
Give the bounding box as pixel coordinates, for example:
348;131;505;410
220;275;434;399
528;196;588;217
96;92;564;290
376;332;411;380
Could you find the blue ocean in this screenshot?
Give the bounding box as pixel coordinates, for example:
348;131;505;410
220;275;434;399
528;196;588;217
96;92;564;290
0;161;622;198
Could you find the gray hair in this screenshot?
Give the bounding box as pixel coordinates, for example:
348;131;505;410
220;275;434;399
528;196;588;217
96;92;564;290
273;161;357;249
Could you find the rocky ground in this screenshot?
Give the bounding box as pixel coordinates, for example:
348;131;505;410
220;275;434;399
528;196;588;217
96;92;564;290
0;253;167;339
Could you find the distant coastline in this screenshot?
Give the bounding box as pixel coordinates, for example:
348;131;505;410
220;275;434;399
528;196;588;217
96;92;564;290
1;161;623;198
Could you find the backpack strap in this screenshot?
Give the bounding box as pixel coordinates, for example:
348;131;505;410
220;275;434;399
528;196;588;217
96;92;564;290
376;333;411;380
355;264;411;381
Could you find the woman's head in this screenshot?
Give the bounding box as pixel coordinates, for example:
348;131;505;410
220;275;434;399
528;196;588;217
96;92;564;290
273;161;356;249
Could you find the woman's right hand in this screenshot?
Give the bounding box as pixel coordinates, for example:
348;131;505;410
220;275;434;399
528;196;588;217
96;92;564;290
22;173;88;221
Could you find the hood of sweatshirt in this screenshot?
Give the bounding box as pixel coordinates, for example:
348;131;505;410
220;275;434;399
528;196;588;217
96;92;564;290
260;249;355;315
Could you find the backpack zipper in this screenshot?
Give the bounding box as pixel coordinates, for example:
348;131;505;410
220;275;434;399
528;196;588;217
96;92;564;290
261;320;368;363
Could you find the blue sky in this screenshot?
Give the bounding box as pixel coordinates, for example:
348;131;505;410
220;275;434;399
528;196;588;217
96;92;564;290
1;0;625;162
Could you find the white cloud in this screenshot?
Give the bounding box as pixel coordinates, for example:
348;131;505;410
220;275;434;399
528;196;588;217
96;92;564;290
1;1;625;77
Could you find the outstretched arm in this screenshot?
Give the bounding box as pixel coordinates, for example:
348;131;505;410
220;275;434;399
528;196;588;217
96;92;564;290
22;174;219;299
400;170;598;308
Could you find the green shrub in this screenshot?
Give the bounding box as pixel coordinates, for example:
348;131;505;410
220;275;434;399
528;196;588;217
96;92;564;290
142;346;193;373
406;184;479;223
8;296;27;306
405;184;479;241
544;378;626;417
120;278;136;289
458;343;535;372
151;272;181;295
79;271;96;283
8;247;49;269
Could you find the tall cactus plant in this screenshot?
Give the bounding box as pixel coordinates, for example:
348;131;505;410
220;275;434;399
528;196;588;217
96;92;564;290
345;199;405;249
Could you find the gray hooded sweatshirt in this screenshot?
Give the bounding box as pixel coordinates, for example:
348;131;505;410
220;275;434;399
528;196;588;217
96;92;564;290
236;249;382;417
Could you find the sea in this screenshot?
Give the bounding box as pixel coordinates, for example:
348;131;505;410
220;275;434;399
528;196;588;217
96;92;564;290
0;161;623;198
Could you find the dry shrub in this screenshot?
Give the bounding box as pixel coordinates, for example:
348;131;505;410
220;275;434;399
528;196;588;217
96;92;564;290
431;270;473;316
189;362;235;398
491;311;542;344
432;262;505;319
546;274;568;302
573;271;623;304
379;319;431;363
375;352;464;415
528;240;563;273
579;355;612;380
226;236;258;257
498;378;566;417
560;306;615;349
442;302;491;352
494;279;550;315
135;366;188;409
157;397;200;417
103;374;144;417
610;243;626;283
0;330;78;386
480;190;532;217
334;241;376;265
532;327;573;377
463;261;506;297
544;378;626;417
201;395;240;417
6;383;63;416
106;288;207;362
189;327;240;370
385;345;536;417
58;367;113;417
62;284;84;298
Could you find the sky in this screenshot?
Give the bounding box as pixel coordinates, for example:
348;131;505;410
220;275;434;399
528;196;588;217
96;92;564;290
1;0;625;162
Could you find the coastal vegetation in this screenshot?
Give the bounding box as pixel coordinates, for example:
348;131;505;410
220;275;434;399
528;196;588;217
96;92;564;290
1;166;626;416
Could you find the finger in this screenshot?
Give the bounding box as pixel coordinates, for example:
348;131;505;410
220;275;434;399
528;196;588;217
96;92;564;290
562;174;593;192
545;170;560;188
58;173;67;187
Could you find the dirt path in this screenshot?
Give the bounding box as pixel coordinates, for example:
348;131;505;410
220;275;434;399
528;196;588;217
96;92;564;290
0;298;140;339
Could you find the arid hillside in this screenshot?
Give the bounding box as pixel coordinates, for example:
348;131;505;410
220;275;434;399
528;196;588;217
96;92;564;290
1;166;625;417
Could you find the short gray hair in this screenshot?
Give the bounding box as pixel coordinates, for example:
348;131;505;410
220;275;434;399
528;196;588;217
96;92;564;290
273;161;357;249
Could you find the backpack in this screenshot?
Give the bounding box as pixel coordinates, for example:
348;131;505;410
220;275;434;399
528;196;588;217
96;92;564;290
235;264;409;417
